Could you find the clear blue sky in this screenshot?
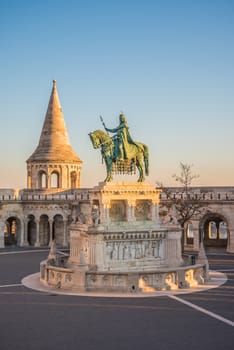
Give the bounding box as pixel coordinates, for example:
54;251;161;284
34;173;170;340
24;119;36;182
0;0;233;188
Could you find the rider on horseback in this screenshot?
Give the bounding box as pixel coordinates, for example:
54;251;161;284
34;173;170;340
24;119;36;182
90;115;149;182
104;114;136;161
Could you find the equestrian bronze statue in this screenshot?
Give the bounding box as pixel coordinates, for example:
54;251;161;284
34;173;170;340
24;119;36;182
89;114;149;182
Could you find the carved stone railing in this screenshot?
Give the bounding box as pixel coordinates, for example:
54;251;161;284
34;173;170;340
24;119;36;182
1;186;234;202
159;186;234;201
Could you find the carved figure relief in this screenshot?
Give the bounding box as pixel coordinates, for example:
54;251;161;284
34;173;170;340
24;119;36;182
135;200;151;220
109;200;126;221
104;238;163;262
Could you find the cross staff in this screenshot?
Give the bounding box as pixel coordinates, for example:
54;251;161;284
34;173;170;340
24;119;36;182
100;116;109;135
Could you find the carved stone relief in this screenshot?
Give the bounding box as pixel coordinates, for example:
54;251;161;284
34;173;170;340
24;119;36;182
104;234;164;262
109;200;126;221
135;200;151;221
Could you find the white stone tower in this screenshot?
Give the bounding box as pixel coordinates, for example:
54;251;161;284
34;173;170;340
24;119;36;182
26;80;82;191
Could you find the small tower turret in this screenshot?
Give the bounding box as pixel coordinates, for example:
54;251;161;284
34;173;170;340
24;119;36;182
26;80;82;191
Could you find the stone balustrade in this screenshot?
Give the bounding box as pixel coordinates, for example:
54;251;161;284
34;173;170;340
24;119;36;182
1;186;234;202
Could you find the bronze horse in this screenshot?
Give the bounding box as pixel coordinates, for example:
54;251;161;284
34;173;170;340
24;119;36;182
89;129;149;182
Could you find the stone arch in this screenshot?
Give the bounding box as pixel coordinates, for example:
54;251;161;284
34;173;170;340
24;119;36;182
39;214;50;246
4;216;21;246
53;214;64;246
28;214;37;246
199;212;229;250
50;171;60;188
38;170;47;189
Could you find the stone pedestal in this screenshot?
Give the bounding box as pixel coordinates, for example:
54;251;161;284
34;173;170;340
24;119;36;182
67;222;89;290
197;241;209;280
40;182;207;293
87;182;183;273
68;223;89;265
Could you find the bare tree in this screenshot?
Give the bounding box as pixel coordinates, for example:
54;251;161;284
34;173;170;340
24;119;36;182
172;163;201;226
158;162;204;252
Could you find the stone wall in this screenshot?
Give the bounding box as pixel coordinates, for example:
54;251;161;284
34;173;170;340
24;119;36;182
1;186;234;252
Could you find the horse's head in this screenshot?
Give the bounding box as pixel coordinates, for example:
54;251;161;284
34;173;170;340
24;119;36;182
89;130;111;149
89;131;100;149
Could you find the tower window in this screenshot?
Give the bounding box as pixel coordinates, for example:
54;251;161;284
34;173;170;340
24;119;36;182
51;172;59;188
38;171;47;189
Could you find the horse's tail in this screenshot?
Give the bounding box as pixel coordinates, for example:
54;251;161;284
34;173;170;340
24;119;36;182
142;144;149;176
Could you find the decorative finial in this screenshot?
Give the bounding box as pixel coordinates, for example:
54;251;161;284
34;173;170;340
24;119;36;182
53;79;56;87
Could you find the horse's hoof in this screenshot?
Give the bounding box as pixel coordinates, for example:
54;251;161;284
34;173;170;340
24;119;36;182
104;177;112;182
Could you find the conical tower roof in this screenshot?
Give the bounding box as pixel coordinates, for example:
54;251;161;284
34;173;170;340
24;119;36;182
27;80;81;163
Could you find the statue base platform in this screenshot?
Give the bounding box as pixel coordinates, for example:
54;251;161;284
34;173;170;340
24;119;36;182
40;182;208;293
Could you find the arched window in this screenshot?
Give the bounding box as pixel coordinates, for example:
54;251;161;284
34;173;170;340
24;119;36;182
38;171;47;189
208;221;217;239
4;217;20;246
219;222;228;239
185;221;194;245
51;172;59;188
204;217;228;249
186;222;194;239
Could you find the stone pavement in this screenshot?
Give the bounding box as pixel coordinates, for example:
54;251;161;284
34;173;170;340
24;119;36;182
0;248;233;350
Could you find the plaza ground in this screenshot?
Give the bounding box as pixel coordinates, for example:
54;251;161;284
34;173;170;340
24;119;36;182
0;248;233;350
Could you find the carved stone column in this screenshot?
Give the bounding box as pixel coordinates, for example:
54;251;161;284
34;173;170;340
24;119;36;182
47;173;51;189
63;219;68;247
192;220;200;251
197;241;209;280
94;235;105;270
88;236;97;266
18;219;24;247
22;218;29;246
227;228;234;253
127;200;136;222
102;202;110;224
49;219;53;246
165;230;183;266
0;220;5;248
68;223;89;266
151;201;159;222
67;223;89;291
34;220;40;247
